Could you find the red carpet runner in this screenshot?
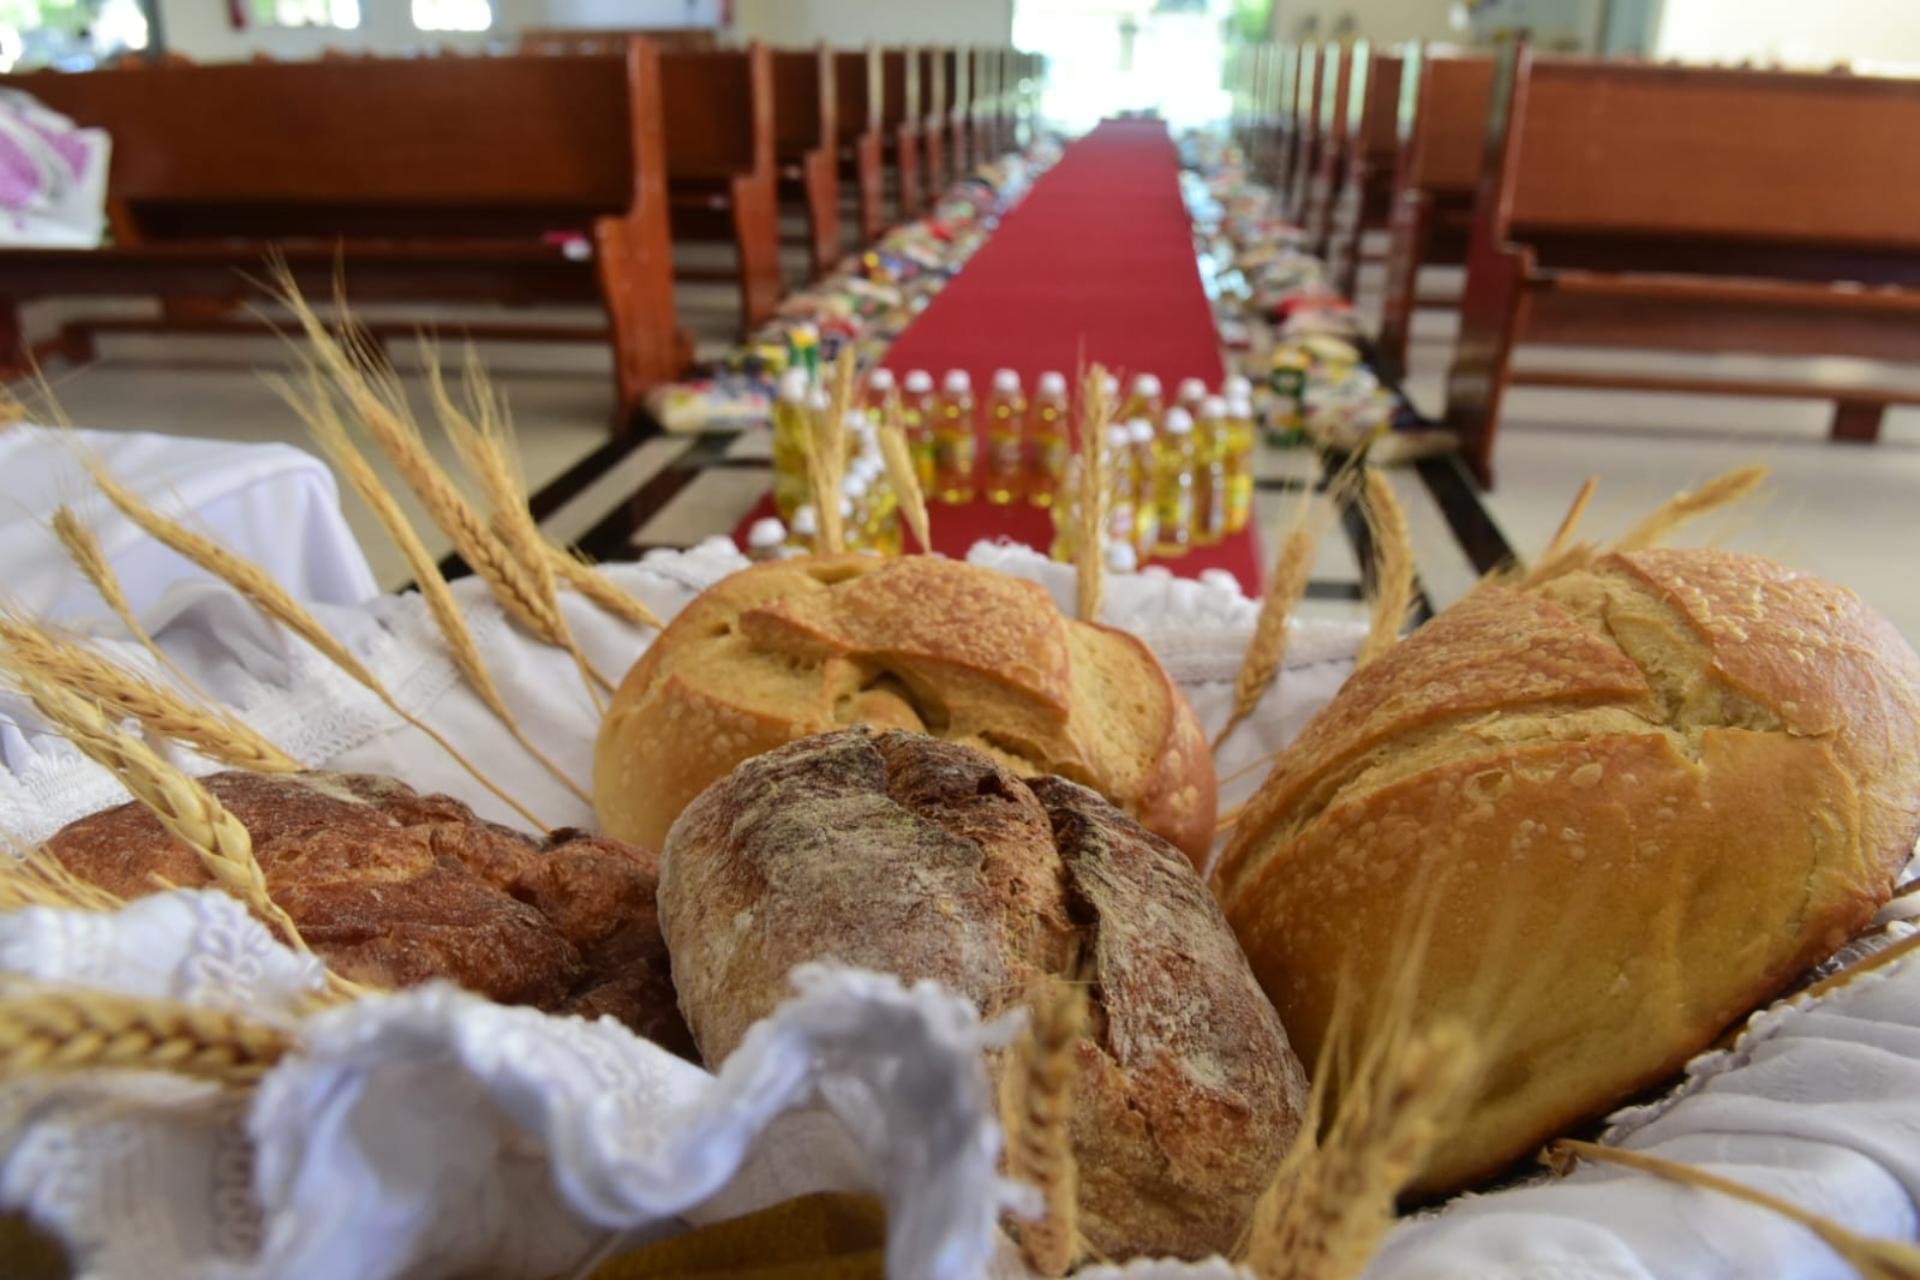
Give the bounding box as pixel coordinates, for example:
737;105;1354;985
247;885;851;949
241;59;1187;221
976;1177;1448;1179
738;119;1262;591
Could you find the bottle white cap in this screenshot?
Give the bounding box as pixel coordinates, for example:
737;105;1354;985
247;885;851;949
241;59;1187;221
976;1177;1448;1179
1165;407;1194;435
1226;394;1253;416
839;496;855;518
1105;541;1139;573
943;369;972;393
1201;395;1228;419
992;368;1021;394
1132;373;1162;398
1224;374;1253;400
806;387;832;412
1105;423;1131;449
792;504;819;535
1038;370;1067;397
868;367;896;393
748;517;787;549
778;368;809;401
1128;418;1154;444
1178;377;1208;403
844;472;870;499
904;369;934;393
1102;374;1120;398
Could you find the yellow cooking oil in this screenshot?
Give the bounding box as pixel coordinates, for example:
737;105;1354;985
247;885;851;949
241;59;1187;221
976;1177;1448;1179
1027;370;1070;507
901;369;937;493
1152;406;1196;558
1193;395;1230;547
771;368;811;520
1127;417;1159;556
1224;393;1256;533
933;369;978;503
984;368;1026;505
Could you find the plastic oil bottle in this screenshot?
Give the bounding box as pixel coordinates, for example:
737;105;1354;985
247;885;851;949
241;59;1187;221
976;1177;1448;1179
901;369;937;493
1176;376;1209;424
1027;370;1070;507
1193;396;1230;547
933;369;978;503
1127;417;1160;556
1152;406;1196;559
864;367;897;427
746;516;789;562
771;368;811;520
1123;373;1164;429
984;368;1026;505
855;457;904;555
1223;393;1257;533
786;503;818;553
1048;454;1080;562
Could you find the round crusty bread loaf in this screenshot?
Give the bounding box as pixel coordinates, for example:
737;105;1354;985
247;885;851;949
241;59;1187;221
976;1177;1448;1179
659;728;1305;1260
1214;548;1920;1193
47;770;694;1057
594;553;1215;864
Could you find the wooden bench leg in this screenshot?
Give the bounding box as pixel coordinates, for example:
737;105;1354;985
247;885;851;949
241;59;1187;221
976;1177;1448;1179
1375;192;1431;384
803;149;842;279
858;135;885;244
895;127;923;221
595;210;686;428
1443;239;1533;491
1830;398;1885;444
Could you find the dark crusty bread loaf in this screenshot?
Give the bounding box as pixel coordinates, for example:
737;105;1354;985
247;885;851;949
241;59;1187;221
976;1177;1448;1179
1214;548;1920;1193
48;771;694;1056
659;728;1304;1260
594;554;1216;866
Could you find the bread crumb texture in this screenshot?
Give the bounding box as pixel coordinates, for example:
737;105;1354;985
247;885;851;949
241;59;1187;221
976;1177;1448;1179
659;729;1306;1260
1214;548;1920;1193
593;555;1215;862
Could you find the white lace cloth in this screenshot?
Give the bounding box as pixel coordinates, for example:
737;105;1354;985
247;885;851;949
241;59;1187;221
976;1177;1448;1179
1;540;1916;1279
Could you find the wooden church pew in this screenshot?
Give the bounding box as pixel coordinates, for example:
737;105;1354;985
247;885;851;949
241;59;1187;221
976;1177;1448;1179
771;45;841;278
0;40;684;427
945;47;972;178
1445;47;1920;486
659;42;783;333
835;46;887;245
1329;47;1404;299
972;47;1001;161
919;47;949;193
1299;41;1357;256
882;47;924;220
1375;50;1495;377
1283;44;1324;220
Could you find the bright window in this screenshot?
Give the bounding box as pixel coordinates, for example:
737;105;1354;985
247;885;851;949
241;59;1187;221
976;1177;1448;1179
412;0;491;32
253;0;360;29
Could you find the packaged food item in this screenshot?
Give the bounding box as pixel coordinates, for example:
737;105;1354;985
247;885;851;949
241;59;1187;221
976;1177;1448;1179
1266;346;1310;446
984;367;1027;505
934;369;978;503
1152;407;1196;558
1027;369;1071;507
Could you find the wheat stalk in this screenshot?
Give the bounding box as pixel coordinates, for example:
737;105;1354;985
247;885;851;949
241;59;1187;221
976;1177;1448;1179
546;545;663;630
1354;470;1414;671
1003;979;1087;1276
1074;366;1113;624
0;980;291;1086
0;841;124;913
0;612;303;774
879;390;933;552
49;506;212;700
1512;476;1600;590
1546;1141;1920;1279
430;350;609;708
81;457;549;833
1215;518;1321;750
272;365;593;806
810;349;856;554
14;673;308;947
1613;465;1769;553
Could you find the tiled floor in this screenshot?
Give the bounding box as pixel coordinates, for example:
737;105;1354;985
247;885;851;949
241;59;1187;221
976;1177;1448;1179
12;241;1919;644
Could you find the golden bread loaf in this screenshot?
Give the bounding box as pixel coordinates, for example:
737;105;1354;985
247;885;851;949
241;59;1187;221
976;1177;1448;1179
658;728;1306;1261
1213;548;1920;1192
594;554;1215;862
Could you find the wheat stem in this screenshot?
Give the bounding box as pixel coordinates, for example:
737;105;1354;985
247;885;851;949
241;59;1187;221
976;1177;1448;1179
0;840;124;913
546;545;663;630
1074;366;1113;624
1004;979;1087;1276
272;366;592;807
81;458;549;833
0;610;302;774
50;506;212;701
1613;466;1768;553
1355;469;1414;671
1547;1141;1920;1279
878;390;933;553
1216;518;1321;751
0;980;291;1086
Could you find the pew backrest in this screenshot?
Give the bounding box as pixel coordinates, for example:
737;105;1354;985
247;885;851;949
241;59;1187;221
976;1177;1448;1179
836;46;882;142
882;46;920;129
658;43;775;184
772;45;835;161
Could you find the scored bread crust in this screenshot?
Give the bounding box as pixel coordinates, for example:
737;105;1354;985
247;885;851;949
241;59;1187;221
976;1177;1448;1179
593;554;1215;863
47;771;694;1056
1214;548;1920;1193
659;728;1305;1261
